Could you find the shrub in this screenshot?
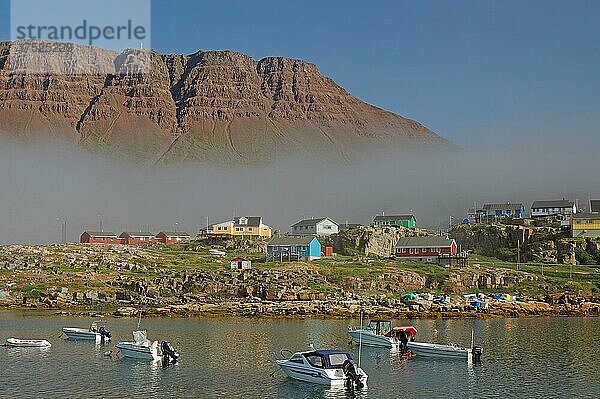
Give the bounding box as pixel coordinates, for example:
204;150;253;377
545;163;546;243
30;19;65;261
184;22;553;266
575;247;595;265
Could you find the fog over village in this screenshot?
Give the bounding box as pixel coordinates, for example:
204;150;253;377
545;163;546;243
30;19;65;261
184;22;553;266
1;124;597;244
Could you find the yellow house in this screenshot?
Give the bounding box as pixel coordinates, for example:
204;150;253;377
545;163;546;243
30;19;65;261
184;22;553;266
210;216;272;238
571;213;600;238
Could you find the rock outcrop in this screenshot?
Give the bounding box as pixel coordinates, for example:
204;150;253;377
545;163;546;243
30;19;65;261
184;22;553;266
0;41;449;164
324;226;432;257
449;224;576;265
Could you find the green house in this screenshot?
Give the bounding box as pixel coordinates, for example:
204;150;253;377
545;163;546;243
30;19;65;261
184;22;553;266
372;214;416;229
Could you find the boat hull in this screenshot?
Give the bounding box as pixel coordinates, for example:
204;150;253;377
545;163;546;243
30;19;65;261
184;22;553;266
348;330;397;348
116;342;160;361
62;328;109;342
5;338;51;348
407;342;472;359
277;360;367;386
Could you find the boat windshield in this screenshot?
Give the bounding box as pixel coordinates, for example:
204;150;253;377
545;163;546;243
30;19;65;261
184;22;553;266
305;354;324;368
366;320;391;335
304;352;351;369
327;353;350;368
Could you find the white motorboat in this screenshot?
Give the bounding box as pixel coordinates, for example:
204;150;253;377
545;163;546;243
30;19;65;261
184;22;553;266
277;349;367;388
116;330;179;363
62;321;111;342
407;341;483;361
116;330;160;360
4;338;51;348
348;320;417;349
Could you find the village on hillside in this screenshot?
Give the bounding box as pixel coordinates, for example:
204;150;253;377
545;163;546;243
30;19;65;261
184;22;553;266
1;198;599;317
78;198;600;267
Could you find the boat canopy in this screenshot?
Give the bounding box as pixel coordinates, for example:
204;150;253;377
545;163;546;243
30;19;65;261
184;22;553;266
389;325;418;338
304;350;353;369
133;330;151;346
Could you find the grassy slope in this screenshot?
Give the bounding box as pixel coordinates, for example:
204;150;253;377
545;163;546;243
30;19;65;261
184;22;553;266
3;243;599;299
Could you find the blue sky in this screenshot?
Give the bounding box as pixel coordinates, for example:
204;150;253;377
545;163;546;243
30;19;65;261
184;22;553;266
1;0;599;146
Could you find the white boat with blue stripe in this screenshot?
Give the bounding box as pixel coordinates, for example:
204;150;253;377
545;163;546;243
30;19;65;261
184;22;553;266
277;349;367;388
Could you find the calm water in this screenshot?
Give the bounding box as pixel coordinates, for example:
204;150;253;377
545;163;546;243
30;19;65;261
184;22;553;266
1;312;599;398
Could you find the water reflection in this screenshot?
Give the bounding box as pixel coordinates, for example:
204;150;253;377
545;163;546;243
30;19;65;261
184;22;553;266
1;313;599;398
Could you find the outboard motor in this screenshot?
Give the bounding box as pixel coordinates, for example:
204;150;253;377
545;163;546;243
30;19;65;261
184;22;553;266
161;341;179;366
472;346;483;364
98;326;111;343
342;359;364;389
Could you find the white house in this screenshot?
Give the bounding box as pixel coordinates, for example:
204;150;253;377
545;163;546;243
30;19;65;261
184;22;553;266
230;257;252;270
290;218;339;236
531;200;576;217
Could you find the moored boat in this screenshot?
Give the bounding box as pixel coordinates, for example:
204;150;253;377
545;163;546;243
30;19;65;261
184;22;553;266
407;341;482;361
277;349;367;388
62;321;111;342
4;338;51;348
348;320;417;349
116;330;179;364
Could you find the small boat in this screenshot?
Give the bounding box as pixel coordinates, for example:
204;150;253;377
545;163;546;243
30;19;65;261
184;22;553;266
62;321;111;342
116;331;179;364
4;338;51;348
277;349;367;388
348;319;417;349
407;331;482;361
407;342;479;359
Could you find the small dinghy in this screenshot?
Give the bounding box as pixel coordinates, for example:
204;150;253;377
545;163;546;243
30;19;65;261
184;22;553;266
4;338;51;348
62;321;111;342
277;349;367;388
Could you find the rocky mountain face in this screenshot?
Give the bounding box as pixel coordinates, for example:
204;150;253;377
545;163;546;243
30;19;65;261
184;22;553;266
0;41;448;164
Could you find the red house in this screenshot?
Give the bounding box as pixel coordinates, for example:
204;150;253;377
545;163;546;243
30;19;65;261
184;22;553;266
119;232;156;245
155;231;191;244
395;237;459;265
80;231;124;244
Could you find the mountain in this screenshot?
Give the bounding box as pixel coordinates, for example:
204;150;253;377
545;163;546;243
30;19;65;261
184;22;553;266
0;41;449;164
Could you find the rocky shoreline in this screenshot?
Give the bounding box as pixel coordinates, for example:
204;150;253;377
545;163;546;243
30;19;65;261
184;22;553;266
3;296;599;320
1;243;599;320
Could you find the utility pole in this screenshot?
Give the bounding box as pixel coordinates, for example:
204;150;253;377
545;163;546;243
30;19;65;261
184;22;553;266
517;239;520;272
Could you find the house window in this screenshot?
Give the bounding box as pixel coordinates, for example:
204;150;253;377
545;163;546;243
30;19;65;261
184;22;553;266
589;220;594;224
236;227;243;232
248;228;253;231
409;248;414;254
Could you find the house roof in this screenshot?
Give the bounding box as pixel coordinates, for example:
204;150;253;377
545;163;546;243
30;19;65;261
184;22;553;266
482;203;524;211
339;223;362;230
83;231;117;237
158;232;190;237
233;216;263;227
531;200;574;209
373;215;415;222
395;236;456;248
572;213;600;220
231;257;249;262
121;232;155;237
291;218;338;228
590;200;600;213
268;236;319;246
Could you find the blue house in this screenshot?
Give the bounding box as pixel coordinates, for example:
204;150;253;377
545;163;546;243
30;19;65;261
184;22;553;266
482;203;525;219
267;236;321;261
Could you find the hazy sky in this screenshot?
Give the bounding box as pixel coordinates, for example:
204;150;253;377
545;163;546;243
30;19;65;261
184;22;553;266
0;1;599;243
2;0;600;146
